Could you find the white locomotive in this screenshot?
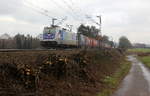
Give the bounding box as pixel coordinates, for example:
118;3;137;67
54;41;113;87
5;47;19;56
40;26;77;48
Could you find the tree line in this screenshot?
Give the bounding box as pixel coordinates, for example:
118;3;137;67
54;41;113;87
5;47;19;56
0;34;41;49
78;24;132;49
78;24;115;47
78;24;99;38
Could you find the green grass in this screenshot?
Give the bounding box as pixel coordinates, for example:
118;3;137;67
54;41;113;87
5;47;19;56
128;48;150;53
139;56;150;68
97;60;131;96
129;48;150;68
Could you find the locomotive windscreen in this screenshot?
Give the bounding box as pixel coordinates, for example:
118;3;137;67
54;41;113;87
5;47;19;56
43;27;56;39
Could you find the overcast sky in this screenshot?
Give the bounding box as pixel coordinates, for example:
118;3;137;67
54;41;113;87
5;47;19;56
0;0;150;43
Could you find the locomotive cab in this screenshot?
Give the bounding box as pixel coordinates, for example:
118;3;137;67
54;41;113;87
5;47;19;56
40;26;62;48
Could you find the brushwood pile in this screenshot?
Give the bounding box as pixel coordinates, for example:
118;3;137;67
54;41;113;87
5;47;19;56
0;49;125;96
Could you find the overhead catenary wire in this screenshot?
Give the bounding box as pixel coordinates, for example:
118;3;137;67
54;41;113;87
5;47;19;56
23;0;70;26
68;0;100;26
63;0;86;20
56;16;67;25
24;0;57;19
9;0;57;26
25;0;88;25
23;2;56;19
46;0;81;22
23;1;66;26
45;0;87;29
62;0;98;25
60;0;84;22
23;0;99;28
86;15;100;25
57;0;100;29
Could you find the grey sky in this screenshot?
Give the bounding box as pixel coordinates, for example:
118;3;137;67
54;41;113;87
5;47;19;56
0;0;150;43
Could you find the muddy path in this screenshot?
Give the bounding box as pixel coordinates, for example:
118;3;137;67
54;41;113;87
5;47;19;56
112;55;150;96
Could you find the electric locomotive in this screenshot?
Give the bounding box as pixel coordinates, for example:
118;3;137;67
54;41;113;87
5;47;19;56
40;26;77;48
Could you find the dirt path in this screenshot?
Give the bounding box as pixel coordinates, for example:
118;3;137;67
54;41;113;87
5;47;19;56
112;55;150;96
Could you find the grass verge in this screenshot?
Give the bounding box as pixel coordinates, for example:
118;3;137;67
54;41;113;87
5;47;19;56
128;48;150;53
138;56;150;68
97;60;131;96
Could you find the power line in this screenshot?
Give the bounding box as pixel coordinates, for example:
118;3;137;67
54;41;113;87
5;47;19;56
23;1;60;26
64;0;101;26
57;0;99;28
65;0;87;23
24;0;57;17
85;15;99;25
65;0;84;16
56;16;67;25
24;0;99;28
62;0;96;25
47;0;80;21
23;2;55;19
29;0;86;25
23;1;69;26
61;0;83;21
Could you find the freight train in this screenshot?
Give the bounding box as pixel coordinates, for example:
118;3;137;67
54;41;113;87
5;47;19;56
40;26;110;49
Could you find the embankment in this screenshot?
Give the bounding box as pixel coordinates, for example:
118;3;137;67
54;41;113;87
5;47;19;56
0;49;130;96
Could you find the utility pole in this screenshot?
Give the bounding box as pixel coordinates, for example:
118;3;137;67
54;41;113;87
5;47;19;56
109;36;114;48
96;15;102;48
51;18;57;26
97;15;102;36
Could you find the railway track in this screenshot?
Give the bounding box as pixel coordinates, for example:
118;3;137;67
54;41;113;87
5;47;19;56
0;49;55;52
0;49;76;52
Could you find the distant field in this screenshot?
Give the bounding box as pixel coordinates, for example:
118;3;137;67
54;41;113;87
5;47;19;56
128;48;150;53
139;56;150;68
132;48;150;68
